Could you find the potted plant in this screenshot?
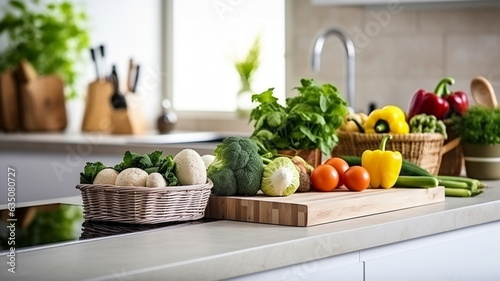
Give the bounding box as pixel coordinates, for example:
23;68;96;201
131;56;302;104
0;0;90;99
234;36;260;118
451;105;500;180
249;78;349;166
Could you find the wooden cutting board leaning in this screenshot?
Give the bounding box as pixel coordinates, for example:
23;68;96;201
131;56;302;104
0;60;67;132
0;70;19;131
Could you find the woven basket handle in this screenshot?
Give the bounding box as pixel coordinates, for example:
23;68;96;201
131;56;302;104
440;137;461;156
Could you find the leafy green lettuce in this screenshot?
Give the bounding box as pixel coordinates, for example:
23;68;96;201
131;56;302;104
250;78;348;156
79;162;106;184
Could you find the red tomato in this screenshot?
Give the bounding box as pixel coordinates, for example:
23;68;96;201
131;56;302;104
324;157;349;187
344;166;370;192
311;164;339;192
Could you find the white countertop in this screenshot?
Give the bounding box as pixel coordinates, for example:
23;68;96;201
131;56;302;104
2;181;500;280
0;131;241;153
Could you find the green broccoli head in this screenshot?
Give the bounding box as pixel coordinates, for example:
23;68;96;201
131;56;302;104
208;136;264;196
207;166;237;196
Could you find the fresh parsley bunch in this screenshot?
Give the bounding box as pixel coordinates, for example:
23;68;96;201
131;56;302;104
250;78;348;156
451;106;500;145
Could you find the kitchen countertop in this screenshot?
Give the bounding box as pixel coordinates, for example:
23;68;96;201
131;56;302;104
0;131;242;153
2;181;500;280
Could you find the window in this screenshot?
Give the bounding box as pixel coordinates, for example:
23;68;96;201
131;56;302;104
168;0;285;114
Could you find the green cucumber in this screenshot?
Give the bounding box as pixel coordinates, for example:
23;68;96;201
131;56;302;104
445;188;471;197
438;179;469;189
395;176;439;188
339;155;362;166
436;175;483;190
443;188;483;197
339;155;433;177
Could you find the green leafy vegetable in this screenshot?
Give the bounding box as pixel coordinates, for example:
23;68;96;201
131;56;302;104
158;154;178;186
80;162;107;184
114;151;178;186
450;106;500;145
250;78;348;156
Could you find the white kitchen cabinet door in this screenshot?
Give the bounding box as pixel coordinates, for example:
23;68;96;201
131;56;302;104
231;251;363;281
363;222;500;281
311;0;499;6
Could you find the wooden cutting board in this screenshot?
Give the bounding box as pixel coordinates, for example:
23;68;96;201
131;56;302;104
205;187;445;227
22;75;67;131
0;70;20;131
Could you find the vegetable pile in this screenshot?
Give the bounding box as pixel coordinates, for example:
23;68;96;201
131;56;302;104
340;154;486;197
339;105;448;139
80;149;207;187
206;77;484;198
79;76;487;199
333;76;491;197
207;136;373;196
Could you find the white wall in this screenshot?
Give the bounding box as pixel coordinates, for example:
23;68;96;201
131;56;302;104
71;0;163;132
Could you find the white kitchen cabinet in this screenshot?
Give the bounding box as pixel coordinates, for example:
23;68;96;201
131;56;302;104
362;221;500;281
230;220;500;281
311;0;500;6
231;251;363;281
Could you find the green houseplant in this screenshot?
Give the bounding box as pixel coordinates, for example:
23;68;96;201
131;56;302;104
250;78;348;166
0;0;90;99
451;105;500;179
234;36;260;118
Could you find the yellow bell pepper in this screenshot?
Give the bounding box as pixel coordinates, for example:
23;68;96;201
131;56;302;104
364;105;409;134
361;134;402;189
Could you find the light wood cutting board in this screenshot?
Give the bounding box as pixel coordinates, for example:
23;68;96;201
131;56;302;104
22;75;67;131
205;187;445;227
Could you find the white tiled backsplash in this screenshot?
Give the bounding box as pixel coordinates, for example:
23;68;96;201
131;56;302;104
287;0;500;113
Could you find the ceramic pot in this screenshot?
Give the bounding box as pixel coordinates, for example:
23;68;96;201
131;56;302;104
462;143;500;180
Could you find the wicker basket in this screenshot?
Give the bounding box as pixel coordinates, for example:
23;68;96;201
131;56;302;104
76;180;213;224
332;132;446;175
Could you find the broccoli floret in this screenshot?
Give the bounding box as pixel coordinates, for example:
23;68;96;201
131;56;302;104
207;136;264;196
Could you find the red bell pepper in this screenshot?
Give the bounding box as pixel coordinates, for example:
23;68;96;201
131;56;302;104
407;77;468;120
437;78;469;118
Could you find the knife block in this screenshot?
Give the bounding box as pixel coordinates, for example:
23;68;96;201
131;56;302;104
81;80;114;132
109;93;148;135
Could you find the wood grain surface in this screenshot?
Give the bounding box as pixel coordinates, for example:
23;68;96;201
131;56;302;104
205;187;445;227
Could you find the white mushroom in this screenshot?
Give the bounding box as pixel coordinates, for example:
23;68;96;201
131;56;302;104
93;168;119;185
115;168;149;187
173;149;207;185
146;172;167;187
201;154;216;169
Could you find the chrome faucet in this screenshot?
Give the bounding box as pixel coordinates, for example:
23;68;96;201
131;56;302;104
311;28;355;110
